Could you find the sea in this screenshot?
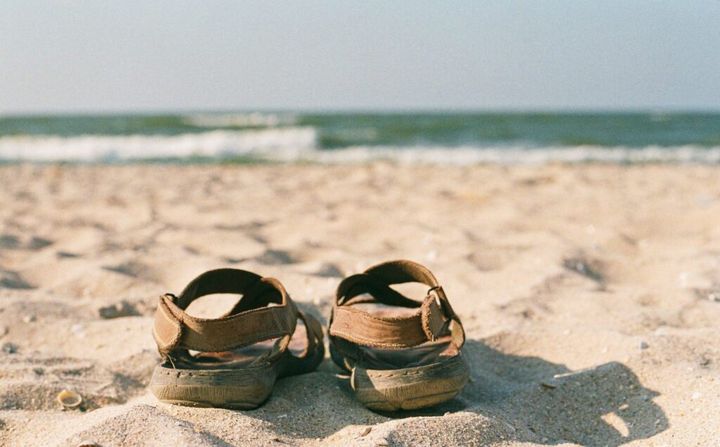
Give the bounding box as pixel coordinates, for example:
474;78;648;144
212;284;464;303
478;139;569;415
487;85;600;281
1;111;719;164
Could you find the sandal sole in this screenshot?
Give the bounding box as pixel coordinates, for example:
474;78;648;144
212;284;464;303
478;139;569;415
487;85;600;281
150;342;324;410
349;354;469;411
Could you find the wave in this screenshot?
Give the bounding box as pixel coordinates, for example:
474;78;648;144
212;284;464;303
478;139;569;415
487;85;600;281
182;113;295;128
302;145;720;164
0;128;317;161
0;130;719;164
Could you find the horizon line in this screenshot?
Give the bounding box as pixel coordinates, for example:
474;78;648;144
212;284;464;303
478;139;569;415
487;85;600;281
2;107;720;118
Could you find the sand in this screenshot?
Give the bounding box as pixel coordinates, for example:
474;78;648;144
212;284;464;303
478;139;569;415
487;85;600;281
0;163;718;446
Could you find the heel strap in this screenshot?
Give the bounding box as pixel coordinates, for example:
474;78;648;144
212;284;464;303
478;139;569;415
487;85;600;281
153;268;298;358
329;260;465;350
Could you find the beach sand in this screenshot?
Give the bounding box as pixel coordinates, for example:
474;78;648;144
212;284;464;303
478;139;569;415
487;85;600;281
0;163;718;446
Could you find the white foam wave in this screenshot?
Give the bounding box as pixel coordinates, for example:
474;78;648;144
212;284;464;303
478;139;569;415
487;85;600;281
0;128;317;161
1;132;719;164
291;145;720;165
182;113;295;128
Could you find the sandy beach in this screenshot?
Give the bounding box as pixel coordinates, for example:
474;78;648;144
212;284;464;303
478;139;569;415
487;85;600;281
0;163;718;446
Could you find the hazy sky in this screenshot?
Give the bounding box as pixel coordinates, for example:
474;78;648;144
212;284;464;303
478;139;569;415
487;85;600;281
2;1;719;113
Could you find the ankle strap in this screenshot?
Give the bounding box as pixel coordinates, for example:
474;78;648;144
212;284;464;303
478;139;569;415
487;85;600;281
153;268;298;358
329;260;465;350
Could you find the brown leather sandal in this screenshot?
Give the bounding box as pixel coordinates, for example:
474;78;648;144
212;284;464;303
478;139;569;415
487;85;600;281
328;260;469;411
149;268;324;409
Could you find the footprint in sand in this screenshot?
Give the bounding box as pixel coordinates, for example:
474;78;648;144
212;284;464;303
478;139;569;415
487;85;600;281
27;236;53;250
102;261;154;281
0;234;53;250
467;245;528;272
255;249;297;265
0;234;20;249
56;251;81;259
312;262;343;278
562;255;607;288
0;270;34;290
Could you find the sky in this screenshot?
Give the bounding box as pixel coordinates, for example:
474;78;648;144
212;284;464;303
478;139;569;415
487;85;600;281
1;1;719;113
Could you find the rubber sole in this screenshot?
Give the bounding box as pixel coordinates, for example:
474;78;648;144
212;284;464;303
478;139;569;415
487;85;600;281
150;342;324;410
349;354;469;411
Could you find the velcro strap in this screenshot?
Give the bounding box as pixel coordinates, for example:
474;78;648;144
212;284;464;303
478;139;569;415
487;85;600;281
421;291;449;340
153;295;182;356
152;268;298;357
427;285;465;348
329;293;448;349
330;260;464;349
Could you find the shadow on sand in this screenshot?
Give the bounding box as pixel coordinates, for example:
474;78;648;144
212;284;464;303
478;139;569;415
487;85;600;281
246;337;667;446
384;339;669;446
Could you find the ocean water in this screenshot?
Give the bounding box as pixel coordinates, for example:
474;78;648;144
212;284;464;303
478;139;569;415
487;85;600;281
0;112;719;164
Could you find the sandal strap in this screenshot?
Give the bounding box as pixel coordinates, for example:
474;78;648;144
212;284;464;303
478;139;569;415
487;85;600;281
329;260;465;350
296;311;324;359
153;268;298;357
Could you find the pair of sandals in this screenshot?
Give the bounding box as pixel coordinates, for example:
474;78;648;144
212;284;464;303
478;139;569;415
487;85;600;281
150;260;468;411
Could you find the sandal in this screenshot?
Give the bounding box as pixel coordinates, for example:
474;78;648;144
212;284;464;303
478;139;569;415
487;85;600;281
328;260;469;411
149;268;324;409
